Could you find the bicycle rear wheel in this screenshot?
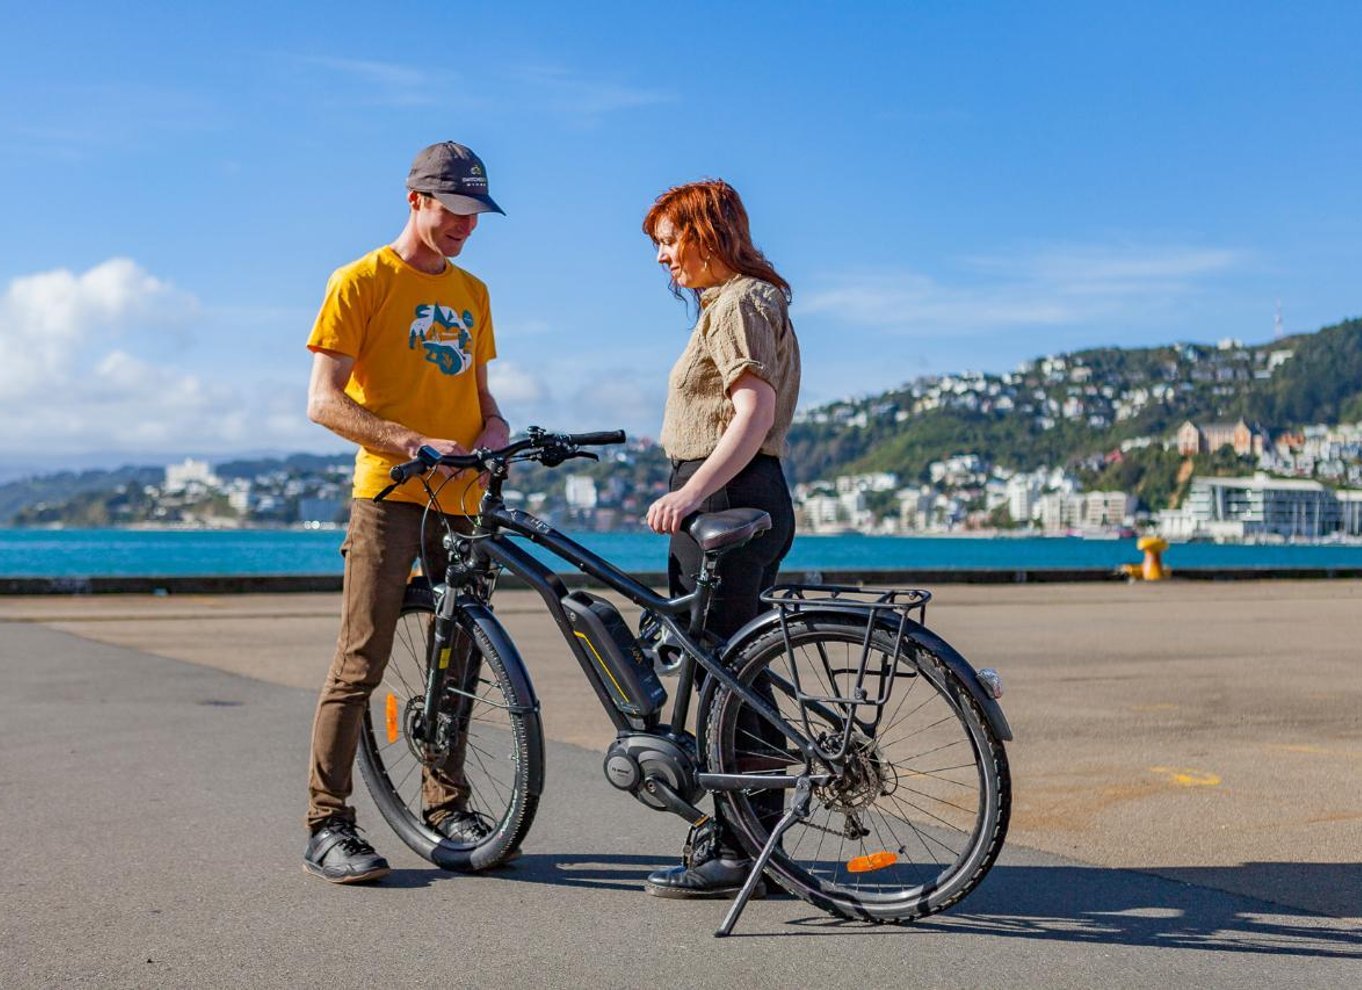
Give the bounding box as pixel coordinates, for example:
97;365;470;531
357;585;541;870
705;615;1009;923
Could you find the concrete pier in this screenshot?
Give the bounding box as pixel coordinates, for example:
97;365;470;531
3;580;1359;986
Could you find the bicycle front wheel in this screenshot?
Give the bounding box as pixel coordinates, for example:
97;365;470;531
357;585;542;871
705;615;1010;923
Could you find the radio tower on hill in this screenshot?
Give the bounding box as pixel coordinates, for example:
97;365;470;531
1274;299;1283;338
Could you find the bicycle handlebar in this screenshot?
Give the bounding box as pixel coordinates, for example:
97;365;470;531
383;427;627;489
562;429;626;447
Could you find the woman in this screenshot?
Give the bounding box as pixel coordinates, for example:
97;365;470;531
642;179;801;899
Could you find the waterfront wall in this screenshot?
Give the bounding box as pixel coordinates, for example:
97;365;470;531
5;566;1362;595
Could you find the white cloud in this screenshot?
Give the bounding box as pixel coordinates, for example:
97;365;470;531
488;360;548;405
283;53;671;122
0;259;315;458
487;350;661;440
289;55;449;108
0;261;666;463
797;243;1247;336
508;64;675;122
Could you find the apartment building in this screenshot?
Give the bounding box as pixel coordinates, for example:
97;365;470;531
1159;474;1362;539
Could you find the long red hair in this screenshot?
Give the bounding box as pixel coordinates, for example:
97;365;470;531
643;179;791;303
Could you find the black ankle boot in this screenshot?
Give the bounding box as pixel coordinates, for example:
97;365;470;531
644;854;767;900
644;818;765;900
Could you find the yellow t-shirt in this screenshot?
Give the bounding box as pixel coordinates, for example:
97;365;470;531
307;246;497;508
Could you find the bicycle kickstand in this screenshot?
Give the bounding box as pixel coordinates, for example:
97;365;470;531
715;775;813;938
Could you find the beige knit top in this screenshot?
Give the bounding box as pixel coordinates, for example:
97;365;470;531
659;275;801;461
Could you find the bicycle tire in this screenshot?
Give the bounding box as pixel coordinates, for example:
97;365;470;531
705;614;1010;923
357;584;541;871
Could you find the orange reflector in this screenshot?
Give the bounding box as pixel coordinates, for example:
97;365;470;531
846;851;897;873
385;693;400;744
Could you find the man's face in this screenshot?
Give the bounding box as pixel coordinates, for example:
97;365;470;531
414;194;479;258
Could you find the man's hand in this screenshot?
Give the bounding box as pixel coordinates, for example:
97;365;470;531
646;487;703;535
474;416;511;453
413;436;471;480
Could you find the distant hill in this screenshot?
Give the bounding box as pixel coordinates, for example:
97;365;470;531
0;466;165;525
786;316;1362;488
3;316;1357;523
214;452;353;480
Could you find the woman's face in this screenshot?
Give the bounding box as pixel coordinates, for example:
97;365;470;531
653;217;718;289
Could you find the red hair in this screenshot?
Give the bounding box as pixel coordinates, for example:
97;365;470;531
643;179;791;303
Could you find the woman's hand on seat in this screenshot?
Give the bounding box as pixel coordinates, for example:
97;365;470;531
646;488;703;535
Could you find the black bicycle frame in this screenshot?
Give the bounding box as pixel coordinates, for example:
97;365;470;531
430;494;828;790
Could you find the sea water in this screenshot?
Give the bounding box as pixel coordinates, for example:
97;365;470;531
2;528;1361;578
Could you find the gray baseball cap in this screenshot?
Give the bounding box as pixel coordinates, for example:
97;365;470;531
406;141;504;216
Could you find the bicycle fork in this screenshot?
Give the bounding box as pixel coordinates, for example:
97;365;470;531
420;604;479;754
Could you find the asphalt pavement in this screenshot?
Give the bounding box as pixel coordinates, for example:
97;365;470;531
3;608;1360;989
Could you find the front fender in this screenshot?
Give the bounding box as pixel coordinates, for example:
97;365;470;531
456;598;546;795
711;606;1013;744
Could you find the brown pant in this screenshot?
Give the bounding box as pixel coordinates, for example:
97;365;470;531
306;499;473;830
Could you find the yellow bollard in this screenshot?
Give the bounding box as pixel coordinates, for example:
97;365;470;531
1137;535;1169;581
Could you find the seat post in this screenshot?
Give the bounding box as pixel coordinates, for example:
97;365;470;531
687;554;721;638
670;555;722;736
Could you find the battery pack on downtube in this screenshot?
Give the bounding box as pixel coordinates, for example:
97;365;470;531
562;592;667;718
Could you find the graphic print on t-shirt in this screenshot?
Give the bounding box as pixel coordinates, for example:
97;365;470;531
407;303;475;376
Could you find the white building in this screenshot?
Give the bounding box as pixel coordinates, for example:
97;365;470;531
836;472;898;494
564;474;598;509
799;493;843;531
1034;490;1132;532
1159;475;1359;539
1079;491;1133;529
1005;475;1038;525
1338;491;1362;536
164;458;220;493
1035;493;1077;532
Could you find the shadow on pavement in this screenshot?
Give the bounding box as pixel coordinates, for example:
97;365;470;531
377;868;461;889
491;852;673;893
478;855;1362;957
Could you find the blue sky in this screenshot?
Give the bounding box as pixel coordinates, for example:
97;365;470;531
1;1;1359;475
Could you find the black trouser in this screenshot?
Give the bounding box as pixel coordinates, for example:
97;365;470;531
668;454;795;638
669;453;795;857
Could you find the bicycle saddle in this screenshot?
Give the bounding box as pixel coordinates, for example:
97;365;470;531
683;508;772;553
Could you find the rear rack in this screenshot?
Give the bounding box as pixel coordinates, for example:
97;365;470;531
761;584;931;620
758;584;933;762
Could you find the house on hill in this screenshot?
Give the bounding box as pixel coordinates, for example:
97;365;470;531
1175;419;1268;457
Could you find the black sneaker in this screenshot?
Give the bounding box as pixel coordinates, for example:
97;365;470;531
303;819;390;884
429;811;493;843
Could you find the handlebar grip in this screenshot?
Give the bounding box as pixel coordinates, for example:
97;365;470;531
389;458;425;483
568;430;626;446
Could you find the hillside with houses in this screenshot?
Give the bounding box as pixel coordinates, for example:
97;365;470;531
5;317;1361;540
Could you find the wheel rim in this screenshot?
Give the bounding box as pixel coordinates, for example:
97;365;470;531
716;625;1001;908
361;606;524;850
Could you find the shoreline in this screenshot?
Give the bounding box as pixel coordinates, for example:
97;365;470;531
5;523;1362;546
7;564;1362;595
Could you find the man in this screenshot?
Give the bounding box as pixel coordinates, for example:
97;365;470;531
302;141;511;883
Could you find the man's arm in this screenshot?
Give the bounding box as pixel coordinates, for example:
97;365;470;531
471;362;511;450
307;349;468;460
